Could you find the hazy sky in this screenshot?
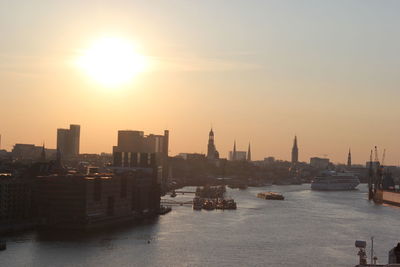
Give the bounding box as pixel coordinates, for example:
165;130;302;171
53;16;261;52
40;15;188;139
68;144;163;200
1;1;400;164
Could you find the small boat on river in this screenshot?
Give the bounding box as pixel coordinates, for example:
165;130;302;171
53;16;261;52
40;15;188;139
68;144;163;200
257;192;284;200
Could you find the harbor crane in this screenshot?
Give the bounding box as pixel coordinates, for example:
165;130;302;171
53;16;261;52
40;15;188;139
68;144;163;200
381;149;386;166
374;146;379;163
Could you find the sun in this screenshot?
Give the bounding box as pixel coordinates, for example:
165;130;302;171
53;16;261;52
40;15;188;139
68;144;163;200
76;37;147;87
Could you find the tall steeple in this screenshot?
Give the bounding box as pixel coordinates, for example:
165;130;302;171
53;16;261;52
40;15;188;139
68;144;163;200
247;142;251;162
291;135;298;164
347;148;352;167
207;128;217;160
232;140;237;161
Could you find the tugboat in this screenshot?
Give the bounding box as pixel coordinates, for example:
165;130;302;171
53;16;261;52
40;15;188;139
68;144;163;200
193;197;202;210
225;199;237;209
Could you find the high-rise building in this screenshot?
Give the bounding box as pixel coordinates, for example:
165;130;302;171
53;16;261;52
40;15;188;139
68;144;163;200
113;129;169;190
206;128;219;160
114;130;168;155
69;124;80;156
291;136;298;164
57;124;80;157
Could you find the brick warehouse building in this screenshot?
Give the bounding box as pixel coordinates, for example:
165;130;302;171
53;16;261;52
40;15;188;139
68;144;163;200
34;152;161;229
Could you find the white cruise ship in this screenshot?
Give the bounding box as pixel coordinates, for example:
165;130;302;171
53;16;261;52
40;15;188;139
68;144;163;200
311;171;360;191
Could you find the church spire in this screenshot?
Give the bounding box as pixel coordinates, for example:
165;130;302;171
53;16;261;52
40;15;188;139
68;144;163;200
291;135;298;164
207;127;217;160
40;143;46;162
347;148;352;167
247;142;251;162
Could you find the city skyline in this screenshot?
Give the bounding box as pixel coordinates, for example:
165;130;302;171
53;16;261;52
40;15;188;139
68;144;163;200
1;1;400;164
0;125;390;165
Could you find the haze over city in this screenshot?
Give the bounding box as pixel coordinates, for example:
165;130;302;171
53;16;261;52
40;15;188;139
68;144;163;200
1;0;400;164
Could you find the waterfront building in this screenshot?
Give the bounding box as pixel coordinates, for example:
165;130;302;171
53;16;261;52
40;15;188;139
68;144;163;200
0;173;33;233
291;136;298;164
0;149;8;159
310;157;330;169
206;128;219;160
34;152;160;229
57;124;80;158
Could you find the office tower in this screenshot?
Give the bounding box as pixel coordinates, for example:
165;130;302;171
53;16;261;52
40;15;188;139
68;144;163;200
113;129;168;168
69;124;80;156
57;124;81;157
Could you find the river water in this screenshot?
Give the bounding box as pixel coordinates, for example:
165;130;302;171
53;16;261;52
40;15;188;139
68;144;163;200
2;184;400;266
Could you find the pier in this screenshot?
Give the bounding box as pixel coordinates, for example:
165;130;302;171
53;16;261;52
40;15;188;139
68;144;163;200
161;199;193;206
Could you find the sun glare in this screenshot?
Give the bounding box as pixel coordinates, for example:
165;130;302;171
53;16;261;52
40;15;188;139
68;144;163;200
76;37;147;87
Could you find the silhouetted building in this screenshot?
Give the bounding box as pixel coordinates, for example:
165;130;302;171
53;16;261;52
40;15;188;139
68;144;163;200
34;162;160;229
206;128;219;160
0;173;33;232
310;157;330;169
366;161;380;169
178;153;206;161
264;157;275;163
229;151;246;161
11;144;56;162
57;124;80;158
113;129;168;192
291;136;298;164
114;130;168;155
0;149;8;159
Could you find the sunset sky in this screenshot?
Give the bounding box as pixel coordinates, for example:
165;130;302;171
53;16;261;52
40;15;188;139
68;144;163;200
1;1;400;164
